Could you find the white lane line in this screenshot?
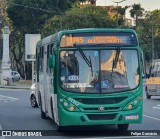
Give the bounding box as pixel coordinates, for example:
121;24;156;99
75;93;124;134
0;95;18;100
143;114;160;121
153;106;160;109
0;95;18;103
0;123;5;139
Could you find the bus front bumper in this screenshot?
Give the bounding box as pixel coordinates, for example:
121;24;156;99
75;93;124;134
58;106;142;126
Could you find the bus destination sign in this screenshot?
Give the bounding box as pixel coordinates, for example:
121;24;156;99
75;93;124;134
60;33;137;47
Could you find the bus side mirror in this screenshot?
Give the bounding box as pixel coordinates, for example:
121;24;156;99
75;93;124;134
49;55;55;68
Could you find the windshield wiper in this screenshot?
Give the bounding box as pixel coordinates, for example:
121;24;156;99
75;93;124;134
111;47;121;77
77;46;93;77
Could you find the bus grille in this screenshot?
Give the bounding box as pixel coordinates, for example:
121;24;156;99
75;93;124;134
75;97;127;104
83;107;120;111
87;114;116;120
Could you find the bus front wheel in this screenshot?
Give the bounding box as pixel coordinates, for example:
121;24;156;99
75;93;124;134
117;124;129;130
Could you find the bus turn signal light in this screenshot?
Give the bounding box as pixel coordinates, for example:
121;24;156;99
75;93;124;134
70;106;75;111
128;104;132;109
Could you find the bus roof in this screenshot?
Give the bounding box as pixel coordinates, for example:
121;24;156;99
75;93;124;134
59;28;137;35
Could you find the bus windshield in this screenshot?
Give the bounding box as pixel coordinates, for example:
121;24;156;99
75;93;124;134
59;49;139;93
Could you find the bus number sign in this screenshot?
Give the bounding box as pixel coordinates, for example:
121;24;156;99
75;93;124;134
61;35;129;47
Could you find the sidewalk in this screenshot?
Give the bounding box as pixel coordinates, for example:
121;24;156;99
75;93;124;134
0;80;32;90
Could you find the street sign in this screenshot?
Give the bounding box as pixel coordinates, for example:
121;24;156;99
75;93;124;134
25;34;41;61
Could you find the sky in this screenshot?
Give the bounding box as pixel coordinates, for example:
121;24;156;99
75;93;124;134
96;0;160;18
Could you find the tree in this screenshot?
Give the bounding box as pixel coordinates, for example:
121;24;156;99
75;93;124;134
43;5;116;35
111;6;129;26
129;4;144;26
4;0;83;79
136;10;160;62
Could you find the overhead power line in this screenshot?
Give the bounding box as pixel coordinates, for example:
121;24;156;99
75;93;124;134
10;2;65;15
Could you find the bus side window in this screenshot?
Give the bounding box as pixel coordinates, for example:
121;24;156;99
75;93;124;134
49;43;55;85
39;47;44;72
46;45;50;73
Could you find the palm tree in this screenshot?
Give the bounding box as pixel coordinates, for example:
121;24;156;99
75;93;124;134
117;6;129;25
130;4;144;26
111;6;129;26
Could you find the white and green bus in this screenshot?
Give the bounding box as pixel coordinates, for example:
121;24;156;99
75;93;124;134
36;28;144;130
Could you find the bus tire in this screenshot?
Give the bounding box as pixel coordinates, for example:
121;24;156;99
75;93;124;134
117;124;129;130
30;94;38;108
50;99;63;131
56;124;64;132
40;95;47;119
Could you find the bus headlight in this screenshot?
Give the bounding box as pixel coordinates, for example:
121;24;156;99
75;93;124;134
134;100;138;104
123;96;142;110
69;106;75;111
128;104;133;109
64;102;69;106
59;99;80;112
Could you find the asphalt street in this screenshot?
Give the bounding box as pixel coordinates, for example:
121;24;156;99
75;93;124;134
0;87;160;139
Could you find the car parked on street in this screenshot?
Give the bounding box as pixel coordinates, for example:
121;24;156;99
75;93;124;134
30;83;39;108
11;71;21;82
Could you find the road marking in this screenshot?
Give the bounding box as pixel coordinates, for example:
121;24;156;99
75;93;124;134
143;114;160;121
0;95;18;103
153;106;160;109
0;123;5;139
153;104;160;110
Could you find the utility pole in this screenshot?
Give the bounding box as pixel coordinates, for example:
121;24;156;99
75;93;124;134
151;15;154;61
113;0;126;27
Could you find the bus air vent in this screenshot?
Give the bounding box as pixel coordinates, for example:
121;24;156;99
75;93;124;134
83;107;120;111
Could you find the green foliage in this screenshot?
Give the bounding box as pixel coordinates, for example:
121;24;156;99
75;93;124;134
4;0;81;79
5;0;160;78
136;10;160;62
129;4;144;26
44;5;116;35
111;6;129;26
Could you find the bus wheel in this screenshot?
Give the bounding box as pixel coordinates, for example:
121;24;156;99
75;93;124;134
117;124;129;130
30;95;38;108
56;124;64;132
